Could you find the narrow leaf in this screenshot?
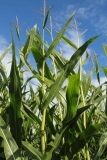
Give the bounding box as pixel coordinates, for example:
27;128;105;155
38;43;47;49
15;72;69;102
94;132;107;159
0;116;21;160
0;44;12;61
57;33;78;50
9;36;22;147
42;70;66;109
102;66;107;77
94;53;100;84
103;44;107;55
14;16;20;41
65;35;101;74
65;74;80;121
43;7;52;28
45;10;76;60
22;141;42;160
72;124;102;156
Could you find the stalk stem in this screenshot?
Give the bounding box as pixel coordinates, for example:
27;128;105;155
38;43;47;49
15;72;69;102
41;2;46;154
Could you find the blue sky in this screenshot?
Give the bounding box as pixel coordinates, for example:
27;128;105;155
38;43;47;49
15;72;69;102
0;0;107;85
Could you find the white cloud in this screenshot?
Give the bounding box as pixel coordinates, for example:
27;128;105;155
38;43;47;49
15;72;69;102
92;15;107;33
92;76;107;87
0;36;12;75
91;0;106;5
0;36;8;54
77;6;97;20
53;0;107;34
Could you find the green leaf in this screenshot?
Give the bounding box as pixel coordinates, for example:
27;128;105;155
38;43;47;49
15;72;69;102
45;43;67;70
87;106;97;126
0;67;7;82
9;36;22;147
43;105;91;160
94;94;107;104
42;70;66;109
22;103;41;126
103;44;107;55
20;50;37;75
23;75;54;87
46;110;56;135
45;10;76;60
0;44;12;61
42;35;100;110
65;35;101;75
31;46;54;80
57;33;78;50
79;29;88;38
19;25;37;68
43;7;52;28
94;132;107;159
82;71;92;97
65;74;80;121
43;131;65;160
45;27;52;36
0;116;21;160
14;16;20;41
85;71;92;96
94;54;100;84
71;124;102;156
22;141;42;160
63;104;91;127
102;67;107;77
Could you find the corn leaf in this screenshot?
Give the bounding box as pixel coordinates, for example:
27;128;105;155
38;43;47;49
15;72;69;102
65;35;101;75
71;124;102;156
45;43;67;69
94;132;107;159
19;25;37;68
22;141;42;160
22;103;41;126
102;66;107;77
42;70;66;109
65;74;80;122
43;104;91;160
94;54;100;84
9;36;22;147
57;33;78;50
43;7;52;28
31;46;54;80
14;16;20;41
0;116;21;160
103;44;107;56
0;44;12;61
42;35;100;110
79;29;88;38
45;10;76;60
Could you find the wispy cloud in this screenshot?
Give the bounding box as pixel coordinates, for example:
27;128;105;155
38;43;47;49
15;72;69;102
0;36;8;54
77;6;97;20
91;15;107;34
53;0;107;33
92;76;107;88
0;35;12;75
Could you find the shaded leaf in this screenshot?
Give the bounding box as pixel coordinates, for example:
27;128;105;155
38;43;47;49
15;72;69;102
45;10;76;60
0;116;21;160
65;74;80;121
9;36;22;147
22;141;42;160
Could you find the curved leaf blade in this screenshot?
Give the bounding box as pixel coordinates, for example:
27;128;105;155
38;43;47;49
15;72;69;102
0;116;21;160
22;141;42;160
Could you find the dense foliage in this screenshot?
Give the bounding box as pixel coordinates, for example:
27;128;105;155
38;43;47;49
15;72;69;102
0;2;107;159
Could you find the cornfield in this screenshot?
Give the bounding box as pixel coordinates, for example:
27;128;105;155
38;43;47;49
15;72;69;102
0;1;107;160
